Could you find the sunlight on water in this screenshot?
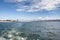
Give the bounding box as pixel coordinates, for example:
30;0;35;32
0;22;60;40
0;28;27;40
0;28;41;40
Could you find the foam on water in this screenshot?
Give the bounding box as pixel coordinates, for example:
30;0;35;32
0;28;41;40
0;22;60;40
0;28;27;40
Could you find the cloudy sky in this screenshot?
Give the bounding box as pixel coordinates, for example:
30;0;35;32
0;0;60;21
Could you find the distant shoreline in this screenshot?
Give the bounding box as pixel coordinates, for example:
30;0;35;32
28;19;60;22
0;19;60;22
33;19;60;22
0;20;19;22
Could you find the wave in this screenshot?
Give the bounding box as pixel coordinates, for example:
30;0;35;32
0;28;41;40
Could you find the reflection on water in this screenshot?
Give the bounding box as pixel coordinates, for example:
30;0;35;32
0;21;60;40
0;28;41;40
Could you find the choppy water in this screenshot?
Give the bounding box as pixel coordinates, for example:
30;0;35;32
0;21;60;40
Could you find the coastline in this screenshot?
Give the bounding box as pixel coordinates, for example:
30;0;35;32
0;20;19;22
0;19;60;22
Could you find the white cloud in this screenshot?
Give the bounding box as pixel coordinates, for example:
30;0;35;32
37;17;60;20
4;0;16;2
4;0;60;12
4;0;25;2
19;17;60;22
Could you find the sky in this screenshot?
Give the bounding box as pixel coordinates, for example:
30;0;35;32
0;0;60;21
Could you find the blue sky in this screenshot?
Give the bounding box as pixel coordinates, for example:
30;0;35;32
0;0;60;21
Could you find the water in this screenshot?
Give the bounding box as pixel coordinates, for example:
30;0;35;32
0;21;60;40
